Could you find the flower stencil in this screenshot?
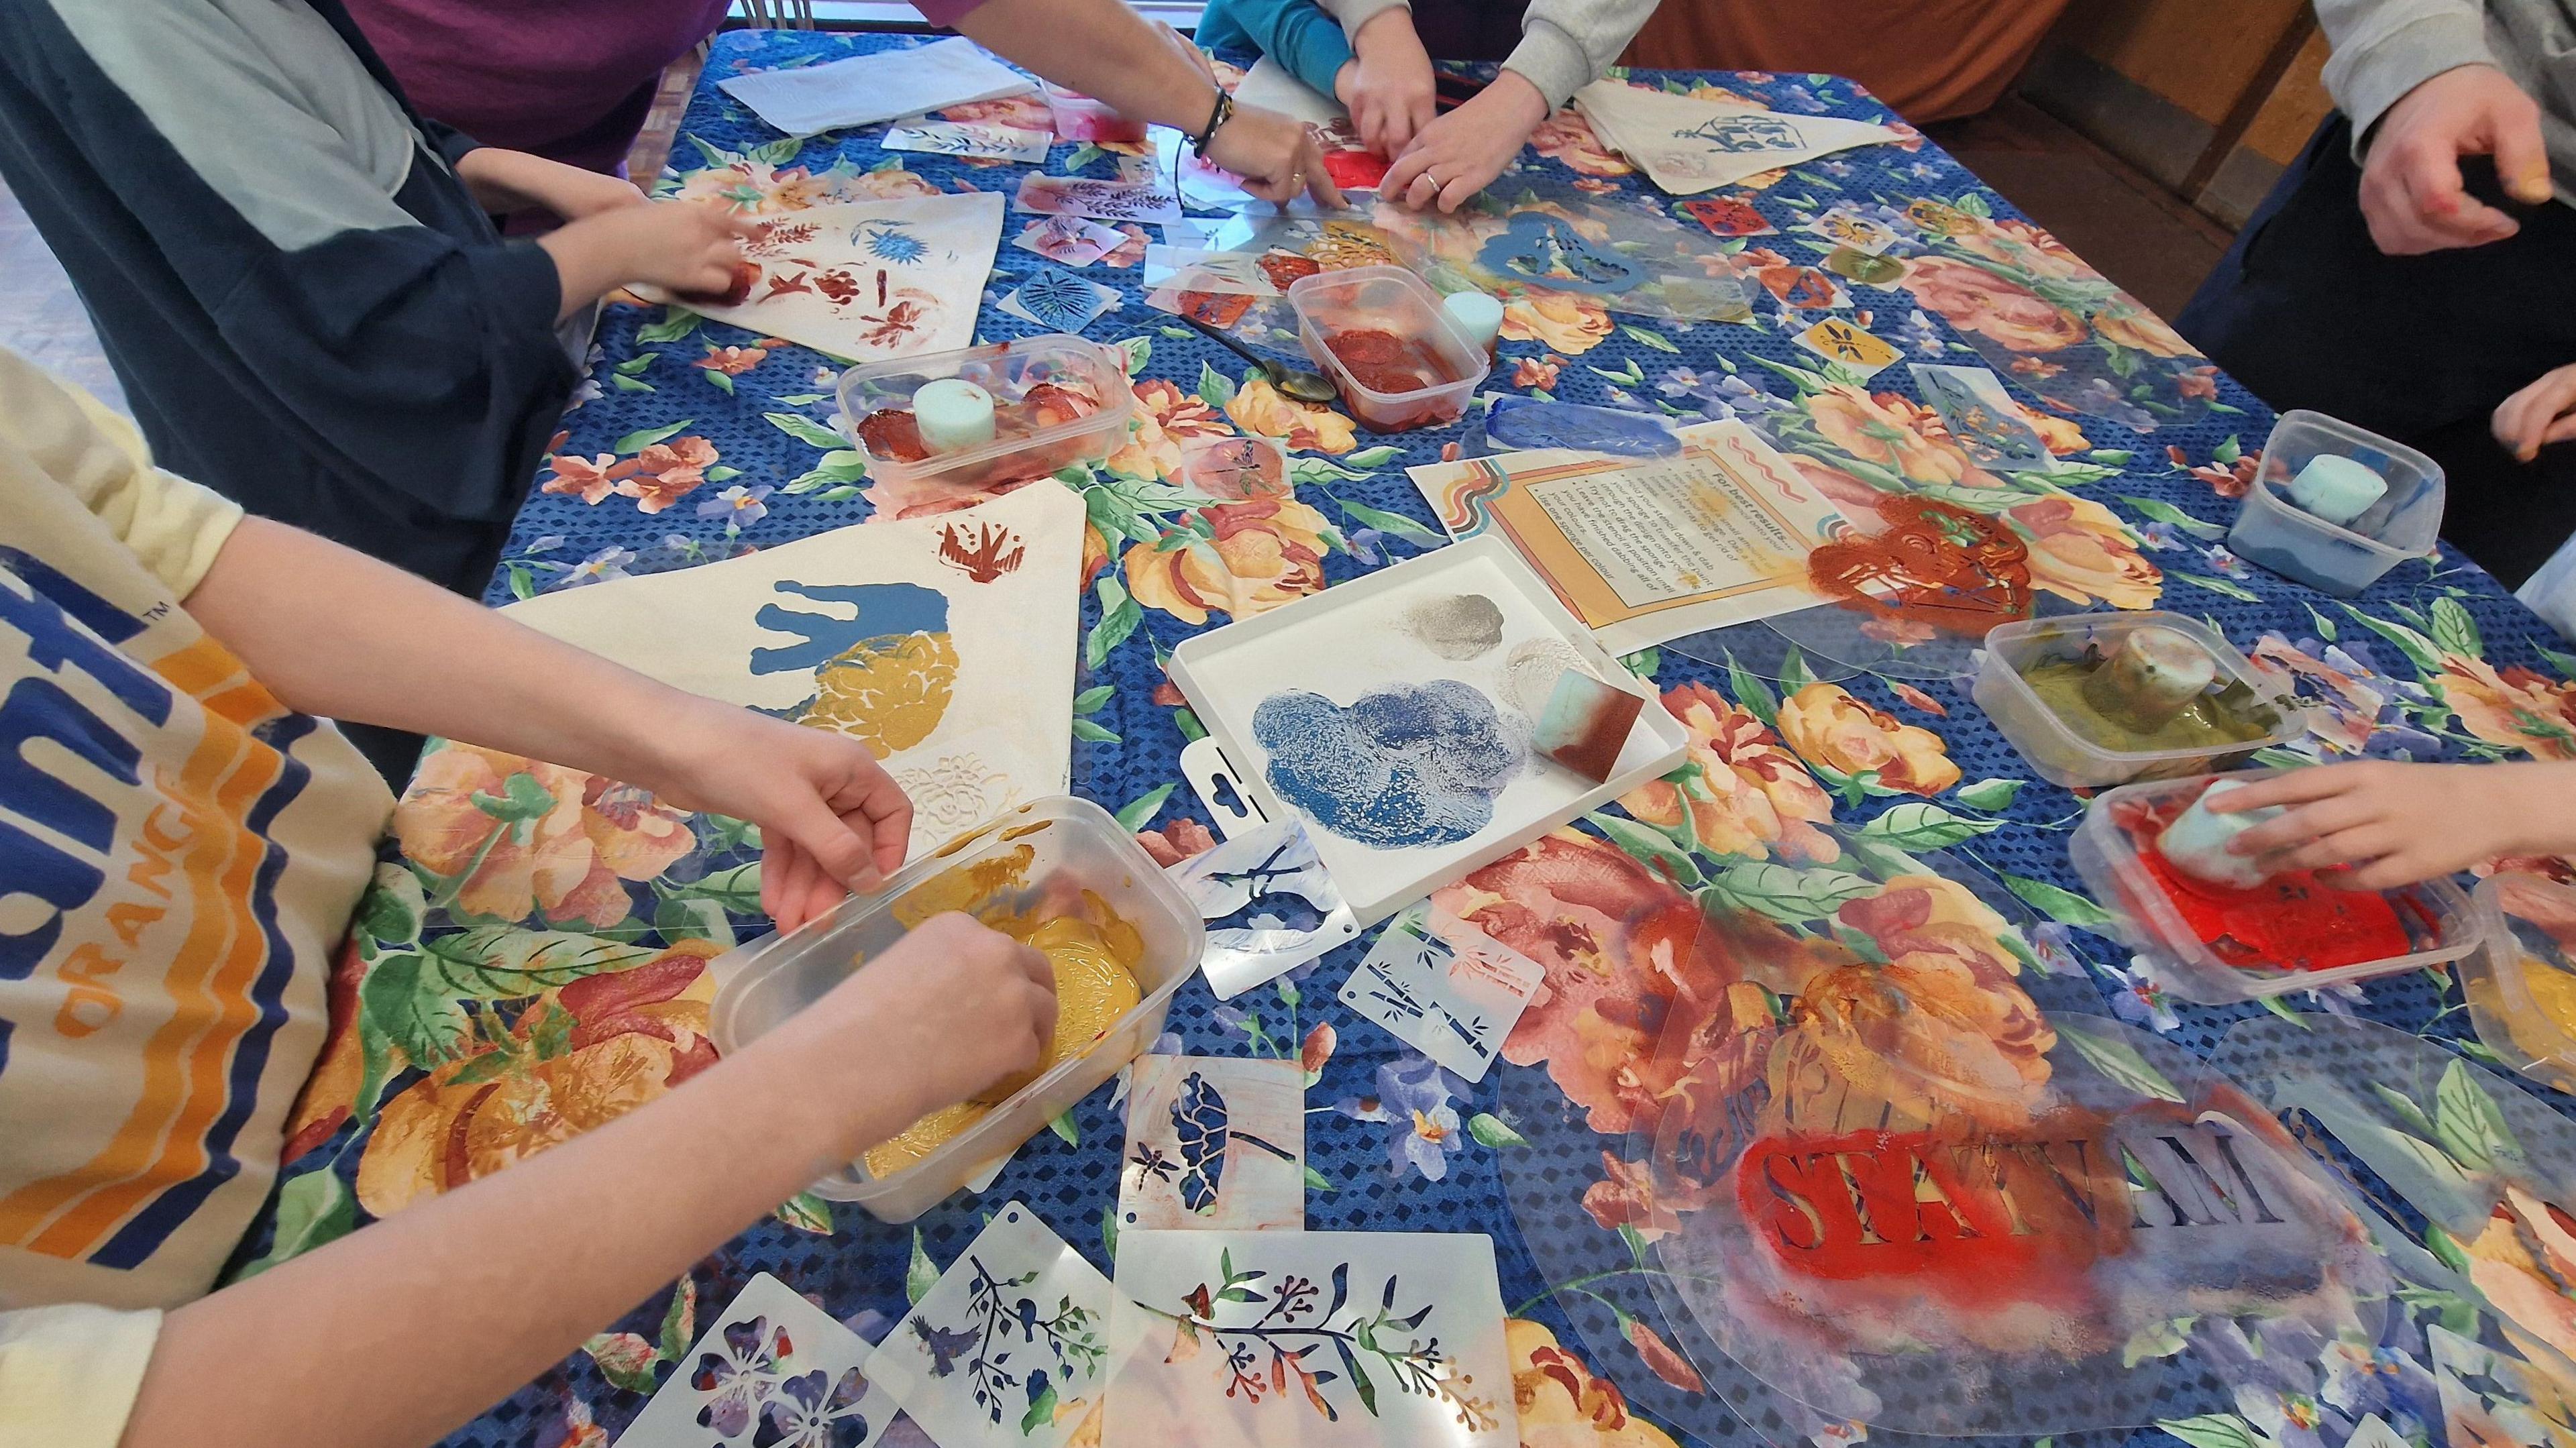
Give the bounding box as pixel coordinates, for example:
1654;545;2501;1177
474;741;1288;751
1334;1054;1472;1181
693;1315;790;1435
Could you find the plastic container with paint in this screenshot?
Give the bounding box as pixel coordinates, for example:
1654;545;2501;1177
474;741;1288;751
2070;772;2485;1003
2460;872;2576;1096
837;333;1133;495
1970;611;2307;787
708;795;1202;1222
1287;266;1488;433
2228;409;2444;597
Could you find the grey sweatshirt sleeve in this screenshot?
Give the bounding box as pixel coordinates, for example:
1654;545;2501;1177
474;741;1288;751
1312;0;1654;111
2315;0;2501;149
1505;0;1657;111
1313;0;1412;50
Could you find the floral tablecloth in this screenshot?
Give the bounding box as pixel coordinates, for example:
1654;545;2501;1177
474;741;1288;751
246;29;2576;1448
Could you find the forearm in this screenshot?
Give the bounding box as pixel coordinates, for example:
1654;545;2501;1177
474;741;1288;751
949;0;1218;131
182;516;692;787
2489;761;2576;858
453;148;574;215
121;1001;921;1448
534;215;639;319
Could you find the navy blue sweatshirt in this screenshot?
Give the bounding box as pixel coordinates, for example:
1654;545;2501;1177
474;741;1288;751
0;0;574;594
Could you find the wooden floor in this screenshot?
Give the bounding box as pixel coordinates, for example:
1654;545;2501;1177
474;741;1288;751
1925;95;2238;321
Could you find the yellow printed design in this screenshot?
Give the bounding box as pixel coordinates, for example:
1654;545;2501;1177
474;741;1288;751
794;630;959;755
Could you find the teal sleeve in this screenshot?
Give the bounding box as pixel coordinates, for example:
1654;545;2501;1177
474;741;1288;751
1197;0;1354;101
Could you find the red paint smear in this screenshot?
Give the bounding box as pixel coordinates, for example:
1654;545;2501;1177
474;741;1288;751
857;408;930;461
1322;327;1465;431
1734;1122;2123;1310
1322;150;1391;190
1256;249;1324;290
2116;793;2427;972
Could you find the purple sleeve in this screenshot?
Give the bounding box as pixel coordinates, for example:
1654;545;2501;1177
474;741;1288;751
910;0;991;26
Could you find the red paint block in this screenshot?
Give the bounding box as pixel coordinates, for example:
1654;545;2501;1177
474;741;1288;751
1532;669;1644;784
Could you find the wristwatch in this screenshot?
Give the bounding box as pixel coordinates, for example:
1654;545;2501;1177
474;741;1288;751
1188;85;1234;158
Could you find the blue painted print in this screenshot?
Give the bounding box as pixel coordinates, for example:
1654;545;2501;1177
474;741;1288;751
747;581;949;675
1474;213;1643;295
1252;679;1523;849
856;221;931;265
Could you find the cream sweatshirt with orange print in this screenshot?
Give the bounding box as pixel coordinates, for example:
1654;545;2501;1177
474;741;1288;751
0;348;390;1447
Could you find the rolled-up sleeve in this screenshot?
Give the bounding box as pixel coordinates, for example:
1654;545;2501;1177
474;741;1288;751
0;1304;162;1448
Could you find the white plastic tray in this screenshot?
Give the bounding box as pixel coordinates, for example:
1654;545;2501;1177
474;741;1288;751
1168;535;1687;926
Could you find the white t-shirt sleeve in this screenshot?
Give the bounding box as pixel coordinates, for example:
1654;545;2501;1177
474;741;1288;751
0;1302;162;1448
0;347;241;598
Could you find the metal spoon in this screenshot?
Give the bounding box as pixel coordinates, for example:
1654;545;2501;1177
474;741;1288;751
1180;315;1340;405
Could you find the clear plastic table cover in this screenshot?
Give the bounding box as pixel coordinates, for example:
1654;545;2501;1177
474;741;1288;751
2212;1014;2576;1244
1654;615;1866;685
1750;590;2096;685
1371;179;1754;323
2210;1014;2576;1391
1481;826;2390;1441
1144;209;1417;350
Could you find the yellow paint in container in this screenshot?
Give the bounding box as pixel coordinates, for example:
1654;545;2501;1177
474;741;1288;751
861;848;1145;1174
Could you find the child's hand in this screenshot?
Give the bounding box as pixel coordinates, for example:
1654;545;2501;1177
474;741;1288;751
2493;363;2576;461
1383;70;1549;211
2209;761;2528;888
824;912;1060;1118
1340;8;1436;156
644;705;916;932
602;200;759;296
2358;64;2549;255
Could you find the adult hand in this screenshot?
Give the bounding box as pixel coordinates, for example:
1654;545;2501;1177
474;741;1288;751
1340;7;1436;156
2495;363;2576;461
2359;64;2552;255
593;199;759;296
1206;104;1346;207
819;913;1059;1123
2210;761;2532;889
1383;70;1549;212
644;701;915;932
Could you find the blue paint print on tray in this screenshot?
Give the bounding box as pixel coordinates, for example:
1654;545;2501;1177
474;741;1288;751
1252;679;1524;848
